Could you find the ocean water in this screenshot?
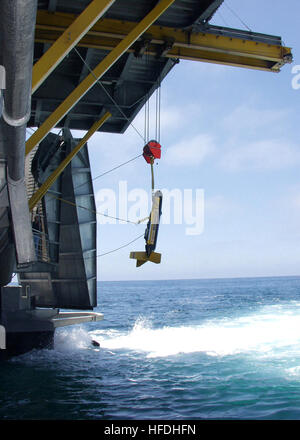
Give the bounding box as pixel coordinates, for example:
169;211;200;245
2;276;300;420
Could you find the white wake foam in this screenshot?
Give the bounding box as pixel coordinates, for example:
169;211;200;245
91;305;300;358
54;326;92;351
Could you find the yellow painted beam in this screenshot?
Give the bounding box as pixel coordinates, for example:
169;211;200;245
26;0;176;156
32;0;116;94
35;11;292;72
28;111;111;211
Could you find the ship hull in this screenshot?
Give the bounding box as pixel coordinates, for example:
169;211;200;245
0;330;54;361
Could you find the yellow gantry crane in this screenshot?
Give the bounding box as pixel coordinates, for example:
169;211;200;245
27;0;292;210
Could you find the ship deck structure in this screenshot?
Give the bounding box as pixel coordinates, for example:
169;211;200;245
0;0;292;358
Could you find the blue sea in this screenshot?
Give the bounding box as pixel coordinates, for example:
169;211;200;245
2;276;300;421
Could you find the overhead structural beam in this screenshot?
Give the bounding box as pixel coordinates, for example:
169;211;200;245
26;0;176;155
28;111;111;211
32;0;116;94
35;12;293;72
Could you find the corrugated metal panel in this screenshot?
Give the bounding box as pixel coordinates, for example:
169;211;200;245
53;136;97;309
37;0;221;28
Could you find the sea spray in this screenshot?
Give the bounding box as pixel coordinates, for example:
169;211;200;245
97;303;300;359
54;326;92;352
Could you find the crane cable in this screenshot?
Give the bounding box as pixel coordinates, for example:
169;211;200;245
74;47;146;143
46;194;146;259
49;194;141;225
223;1;252;32
97;233;145;258
74;152;143;191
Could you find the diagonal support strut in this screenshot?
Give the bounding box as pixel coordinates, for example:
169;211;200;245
32;0;116;94
28;111;111;211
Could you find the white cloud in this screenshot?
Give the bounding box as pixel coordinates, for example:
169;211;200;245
165;133;216;166
222;104;290;138
215;101;299;172
292;194;300;210
220;139;300;171
134;101;203;138
280;184;300;213
205;195;234;217
160;106;185;130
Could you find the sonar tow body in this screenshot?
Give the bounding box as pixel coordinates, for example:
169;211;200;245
130;190;162;267
130;140;162;267
145;190;162;257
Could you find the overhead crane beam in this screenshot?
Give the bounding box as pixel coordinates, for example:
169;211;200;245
32;0;116;94
26;0;176;156
35;11;292;73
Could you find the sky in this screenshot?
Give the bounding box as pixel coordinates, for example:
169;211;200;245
73;0;300;281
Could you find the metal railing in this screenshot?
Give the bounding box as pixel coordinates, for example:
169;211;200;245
32;227;50;262
32;227;60;263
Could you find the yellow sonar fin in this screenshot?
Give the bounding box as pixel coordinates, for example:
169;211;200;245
130;251;161;267
148;252;161;264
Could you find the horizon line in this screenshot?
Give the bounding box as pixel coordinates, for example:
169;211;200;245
98;274;300;283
